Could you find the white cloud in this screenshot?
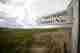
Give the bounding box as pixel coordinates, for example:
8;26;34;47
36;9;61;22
0;0;72;27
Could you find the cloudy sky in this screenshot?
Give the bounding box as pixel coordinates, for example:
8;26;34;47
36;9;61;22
0;0;72;17
0;0;72;27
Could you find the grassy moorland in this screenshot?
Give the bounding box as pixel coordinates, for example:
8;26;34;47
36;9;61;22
0;28;64;53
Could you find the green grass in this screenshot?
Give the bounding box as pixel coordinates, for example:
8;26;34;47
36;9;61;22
0;28;65;53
